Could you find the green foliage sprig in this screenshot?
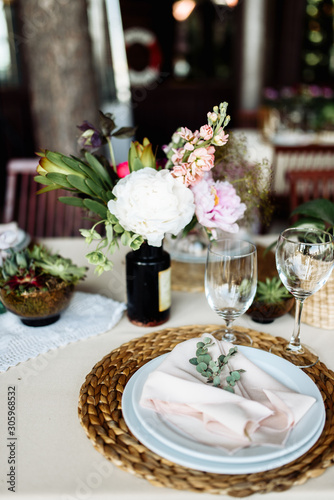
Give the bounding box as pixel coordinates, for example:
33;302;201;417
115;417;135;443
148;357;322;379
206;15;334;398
189;337;245;392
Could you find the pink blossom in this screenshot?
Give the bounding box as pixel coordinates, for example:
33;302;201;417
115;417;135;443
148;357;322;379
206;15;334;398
178;127;195;141
199;125;213;140
188;146;215;171
212;128;229;146
117;161;130;178
171;146;216;187
191;174;246;233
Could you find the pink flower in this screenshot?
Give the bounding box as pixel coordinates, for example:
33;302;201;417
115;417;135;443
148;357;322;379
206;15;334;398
171;146;216;187
178;127;195;141
191;174;246;233
199;125;213;140
188;146;215;172
212;128;229;146
117;161;130;178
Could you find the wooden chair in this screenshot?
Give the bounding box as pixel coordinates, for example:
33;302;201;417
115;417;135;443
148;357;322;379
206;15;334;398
272;144;334;196
3;158;93;237
285;169;334;218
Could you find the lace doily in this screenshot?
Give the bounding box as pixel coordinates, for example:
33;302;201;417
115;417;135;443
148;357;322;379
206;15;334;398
0;291;126;372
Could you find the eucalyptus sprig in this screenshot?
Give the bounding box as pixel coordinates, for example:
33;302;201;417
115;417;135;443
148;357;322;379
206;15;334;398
189;337;245;392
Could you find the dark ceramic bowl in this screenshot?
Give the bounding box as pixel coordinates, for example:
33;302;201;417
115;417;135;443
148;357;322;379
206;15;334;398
0;282;74;327
247;297;295;324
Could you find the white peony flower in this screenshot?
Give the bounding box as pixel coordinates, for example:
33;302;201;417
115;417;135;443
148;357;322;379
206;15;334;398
107;168;195;247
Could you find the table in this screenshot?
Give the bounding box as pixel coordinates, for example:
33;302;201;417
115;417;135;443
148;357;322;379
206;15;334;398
0;237;333;499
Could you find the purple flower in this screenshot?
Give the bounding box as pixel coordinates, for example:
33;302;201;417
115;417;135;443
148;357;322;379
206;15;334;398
77;121;104;152
191;174;246;233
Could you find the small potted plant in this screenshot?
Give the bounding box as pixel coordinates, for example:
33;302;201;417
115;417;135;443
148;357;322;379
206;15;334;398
0;245;86;326
247;277;294;324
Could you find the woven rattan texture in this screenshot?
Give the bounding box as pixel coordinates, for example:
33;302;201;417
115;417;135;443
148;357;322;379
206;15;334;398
302;273;334;330
171;260;205;292
78;325;334;496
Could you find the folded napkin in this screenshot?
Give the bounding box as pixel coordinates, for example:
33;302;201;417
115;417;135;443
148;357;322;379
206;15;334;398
0;291;126;372
140;334;316;453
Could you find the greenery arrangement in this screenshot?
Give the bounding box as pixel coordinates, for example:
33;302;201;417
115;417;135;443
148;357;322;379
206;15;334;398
189;337;245;392
255;277;292;305
0;245;86;295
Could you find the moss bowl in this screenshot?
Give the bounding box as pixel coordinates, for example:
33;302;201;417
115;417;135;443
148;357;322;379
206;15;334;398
0;281;74;327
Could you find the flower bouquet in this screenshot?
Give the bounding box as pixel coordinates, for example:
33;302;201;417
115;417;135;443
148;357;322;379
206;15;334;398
34;103;269;325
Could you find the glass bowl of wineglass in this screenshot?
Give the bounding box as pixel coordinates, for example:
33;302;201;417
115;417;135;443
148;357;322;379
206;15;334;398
270;227;334;368
205;238;257;346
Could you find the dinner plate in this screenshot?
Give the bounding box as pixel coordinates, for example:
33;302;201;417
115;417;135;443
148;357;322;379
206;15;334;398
122;347;326;473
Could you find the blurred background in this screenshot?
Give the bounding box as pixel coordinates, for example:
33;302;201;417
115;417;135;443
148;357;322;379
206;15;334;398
0;0;333;231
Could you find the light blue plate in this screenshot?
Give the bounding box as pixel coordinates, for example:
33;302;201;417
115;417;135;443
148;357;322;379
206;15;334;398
122;346;325;474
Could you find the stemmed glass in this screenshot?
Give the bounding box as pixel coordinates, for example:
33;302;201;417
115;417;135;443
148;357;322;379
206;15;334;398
270;227;334;368
205;238;257;346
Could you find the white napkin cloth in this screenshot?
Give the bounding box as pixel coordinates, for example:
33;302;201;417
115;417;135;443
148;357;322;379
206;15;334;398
0;291;126;372
140;334;316;453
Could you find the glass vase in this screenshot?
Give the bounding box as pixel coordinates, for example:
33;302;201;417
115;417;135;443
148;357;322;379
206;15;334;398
126;242;171;326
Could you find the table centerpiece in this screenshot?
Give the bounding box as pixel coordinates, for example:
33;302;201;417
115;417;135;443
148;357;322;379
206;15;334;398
34;103;270;326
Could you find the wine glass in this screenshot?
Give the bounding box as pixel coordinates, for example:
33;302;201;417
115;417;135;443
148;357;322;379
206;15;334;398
205;238;257;346
270;227;334;368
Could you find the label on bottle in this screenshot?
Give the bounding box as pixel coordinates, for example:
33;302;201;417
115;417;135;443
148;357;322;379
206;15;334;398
159;267;171;312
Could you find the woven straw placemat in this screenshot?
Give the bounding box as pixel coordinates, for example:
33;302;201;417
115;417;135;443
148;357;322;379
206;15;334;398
78;325;334;496
171;260;205;292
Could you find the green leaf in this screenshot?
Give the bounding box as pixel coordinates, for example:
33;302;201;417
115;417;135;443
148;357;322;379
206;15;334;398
213;376;221;386
189;358;198;366
113;224;124;233
58;196;85;207
47;172;75;189
46;151;73;170
61;155;90;175
230;371;241;381
85;152;113;188
36;184;62;194
85;178;109;201
223;386;235;393
34;175;54;185
82;199;108;219
198;354;212;364
196;342;205;348
67;175;95;196
196;362;207;373
196;347;207;356
291;199;334;226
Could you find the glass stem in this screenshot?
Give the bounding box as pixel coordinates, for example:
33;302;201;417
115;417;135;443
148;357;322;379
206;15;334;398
224;320;236;342
288;298;304;351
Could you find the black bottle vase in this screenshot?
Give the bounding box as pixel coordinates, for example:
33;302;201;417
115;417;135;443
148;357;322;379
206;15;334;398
126;242;171;326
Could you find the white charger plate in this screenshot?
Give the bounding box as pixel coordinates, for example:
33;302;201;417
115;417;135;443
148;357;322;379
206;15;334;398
122;347;325;473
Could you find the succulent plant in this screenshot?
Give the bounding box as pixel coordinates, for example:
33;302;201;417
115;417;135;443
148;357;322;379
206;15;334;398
0;245;86;295
255;277;292;304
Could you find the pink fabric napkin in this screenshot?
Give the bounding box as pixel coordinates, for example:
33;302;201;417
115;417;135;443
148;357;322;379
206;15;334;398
139;334;316;453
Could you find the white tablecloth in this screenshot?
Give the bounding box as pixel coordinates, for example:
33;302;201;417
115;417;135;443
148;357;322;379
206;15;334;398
0;237;333;500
